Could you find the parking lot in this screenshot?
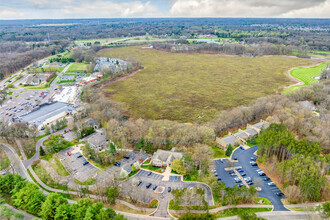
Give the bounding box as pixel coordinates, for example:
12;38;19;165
95;151;149;184
214;145;288;211
58;146;99;182
125;169;214;206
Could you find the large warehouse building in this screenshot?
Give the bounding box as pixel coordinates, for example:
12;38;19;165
20;102;74;129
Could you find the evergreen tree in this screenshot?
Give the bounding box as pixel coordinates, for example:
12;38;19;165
40;146;45;156
225;144;234;157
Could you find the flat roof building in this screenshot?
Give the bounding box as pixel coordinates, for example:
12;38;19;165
20;102;74;129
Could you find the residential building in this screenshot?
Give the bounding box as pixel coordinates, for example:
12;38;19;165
216;135;239;149
87;129;109;151
247;120;269;134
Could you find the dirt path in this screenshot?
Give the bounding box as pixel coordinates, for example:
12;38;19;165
100;67;144;91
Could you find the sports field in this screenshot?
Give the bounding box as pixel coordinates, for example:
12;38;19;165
100;47;313;122
283;62;328;93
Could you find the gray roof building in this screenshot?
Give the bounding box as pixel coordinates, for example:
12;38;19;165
152;149;184;167
234;131;249;140
244;128;258;137
19;102;74;129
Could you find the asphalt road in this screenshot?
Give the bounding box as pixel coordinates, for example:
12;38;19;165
217;145;289;211
0;143;33;182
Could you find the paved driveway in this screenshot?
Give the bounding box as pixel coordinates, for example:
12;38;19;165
215;145;289;211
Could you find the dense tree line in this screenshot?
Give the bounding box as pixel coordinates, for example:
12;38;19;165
0;41;69;77
257;124;328;202
0;173;125;219
152;41;305;57
0;18;328;51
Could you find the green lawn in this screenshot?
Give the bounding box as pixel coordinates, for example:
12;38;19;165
142;164;165;173
43;155;70;176
66;63;89;73
100;47;313;122
74;178;96;185
283;62;328;93
30;66;64;73
211;146;226;158
246;136;260;147
32;162;68;190
213;207;272;218
253;197;272;205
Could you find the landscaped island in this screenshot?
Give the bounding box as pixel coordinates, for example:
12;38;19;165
101;47;314;122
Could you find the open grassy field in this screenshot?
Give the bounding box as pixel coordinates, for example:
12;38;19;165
66;63;89;73
100;47;313;122
283;62;328;93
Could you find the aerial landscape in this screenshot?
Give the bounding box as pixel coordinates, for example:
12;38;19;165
0;1;329;220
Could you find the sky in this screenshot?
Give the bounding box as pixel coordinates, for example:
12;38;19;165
0;0;329;20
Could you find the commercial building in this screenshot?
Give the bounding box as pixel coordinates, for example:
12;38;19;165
19;102;74;130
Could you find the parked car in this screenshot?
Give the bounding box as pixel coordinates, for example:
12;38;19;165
268;182;275;186
230;173;237;176
153;185;158;190
147;171;152;176
256;169;263;172
244;177;252;183
234;177;241;183
214;172;218;176
217;177;222;181
258;171;265;176
237;169;244;173
114;161;121;166
239;146;244;150
146;183;152;188
228;170;234;174
67;152;71;156
233;157;237;160
264;177;270;181
276;192;284;197
250;157;256;161
168;187;171;192
238;183;244;188
76;153;83;158
124;155;130;159
250;162;257;166
241;173;246;176
248;181;254;185
82;161;89;165
137;181;142;186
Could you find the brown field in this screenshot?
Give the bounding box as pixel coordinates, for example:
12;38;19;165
100;47;313;122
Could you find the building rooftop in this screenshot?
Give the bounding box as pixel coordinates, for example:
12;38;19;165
219;135;238;146
153;149;184;163
20;102;74;126
235;131;249;139
244;128;258;136
253;121;269;130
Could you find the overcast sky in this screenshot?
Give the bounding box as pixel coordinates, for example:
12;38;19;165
0;0;329;20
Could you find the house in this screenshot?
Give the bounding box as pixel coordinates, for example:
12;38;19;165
24;75;41;86
216;135;239;149
84;118;99;129
87;129;109;151
298;101;318;112
152;148;184;167
247;120;269;134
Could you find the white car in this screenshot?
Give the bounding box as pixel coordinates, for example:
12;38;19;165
268;182;275;186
